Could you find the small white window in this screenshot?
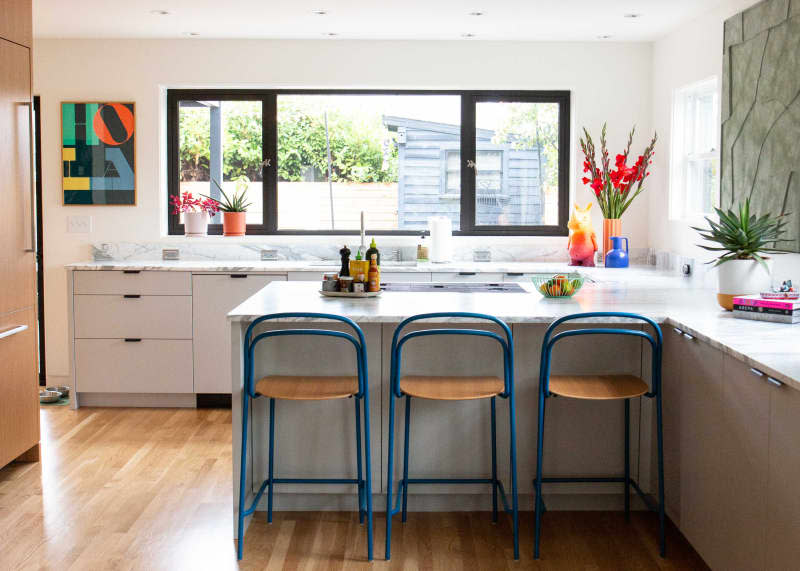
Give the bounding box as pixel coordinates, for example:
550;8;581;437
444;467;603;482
669;77;720;220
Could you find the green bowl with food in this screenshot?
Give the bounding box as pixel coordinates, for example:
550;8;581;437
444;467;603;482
531;273;584;298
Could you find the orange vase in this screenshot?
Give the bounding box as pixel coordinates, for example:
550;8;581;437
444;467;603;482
222;212;247;236
602;218;621;264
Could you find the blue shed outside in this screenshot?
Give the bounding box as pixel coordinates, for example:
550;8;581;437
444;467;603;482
383;116;545;229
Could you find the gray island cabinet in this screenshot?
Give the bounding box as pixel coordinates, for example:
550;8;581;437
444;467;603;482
229;279;800;571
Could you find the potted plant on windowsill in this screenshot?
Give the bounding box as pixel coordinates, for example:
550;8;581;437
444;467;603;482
693;199;790;310
205;177;253;237
170;192;220;237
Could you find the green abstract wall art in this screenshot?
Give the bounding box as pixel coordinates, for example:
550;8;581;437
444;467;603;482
722;0;800;252
62;102;136;205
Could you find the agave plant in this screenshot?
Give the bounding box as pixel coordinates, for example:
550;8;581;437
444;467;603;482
202;176;253;212
692;199;789;270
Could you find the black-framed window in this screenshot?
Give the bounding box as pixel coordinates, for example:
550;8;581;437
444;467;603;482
167;89;570;236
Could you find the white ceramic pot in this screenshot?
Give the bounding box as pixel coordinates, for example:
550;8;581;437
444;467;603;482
716;258;773;310
184;211;209;237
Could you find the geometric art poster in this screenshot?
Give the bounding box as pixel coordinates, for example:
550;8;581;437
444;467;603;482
62;102;136;205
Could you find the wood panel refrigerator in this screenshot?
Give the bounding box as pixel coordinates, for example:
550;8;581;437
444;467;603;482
0;6;40;469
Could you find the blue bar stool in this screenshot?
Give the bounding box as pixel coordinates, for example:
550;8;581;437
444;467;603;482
385;312;519;561
533;312;665;559
236;312;373;561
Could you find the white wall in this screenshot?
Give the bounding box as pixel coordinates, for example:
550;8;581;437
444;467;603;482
649;0;800;278
34;38;653;380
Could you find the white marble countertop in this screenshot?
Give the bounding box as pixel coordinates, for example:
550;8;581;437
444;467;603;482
66;259;650;276
228;276;800;390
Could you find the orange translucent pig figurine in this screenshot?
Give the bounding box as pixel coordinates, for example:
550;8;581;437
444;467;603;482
567;202;597;267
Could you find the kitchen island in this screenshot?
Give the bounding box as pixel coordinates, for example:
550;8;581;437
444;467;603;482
230;277;800;569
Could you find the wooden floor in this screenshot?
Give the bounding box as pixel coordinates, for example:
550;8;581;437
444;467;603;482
0;406;708;570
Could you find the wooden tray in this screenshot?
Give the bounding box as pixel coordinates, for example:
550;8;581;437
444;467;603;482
319;290;382;298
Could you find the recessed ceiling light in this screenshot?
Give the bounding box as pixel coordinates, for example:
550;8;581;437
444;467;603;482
623;13;641;19
323;32;338;37
184;32;200;36
312;9;328;16
468;11;485;16
597;34;613;39
149;9;170;16
461;33;476;38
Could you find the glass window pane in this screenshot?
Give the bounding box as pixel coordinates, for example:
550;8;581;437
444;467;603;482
276;94;461;231
178;100;263;224
475;101;560;226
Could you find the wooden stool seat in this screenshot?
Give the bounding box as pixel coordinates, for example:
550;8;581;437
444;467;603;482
255;375;359;400
548;374;649;400
399;375;504;400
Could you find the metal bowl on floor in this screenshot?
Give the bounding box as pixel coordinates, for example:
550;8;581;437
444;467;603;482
39;390;61;403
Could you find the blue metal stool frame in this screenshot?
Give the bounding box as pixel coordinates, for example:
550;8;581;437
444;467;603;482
236;312;373;561
533;311;665;559
385;312;520;561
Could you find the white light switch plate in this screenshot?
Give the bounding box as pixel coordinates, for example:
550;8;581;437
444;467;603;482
67;215;92;233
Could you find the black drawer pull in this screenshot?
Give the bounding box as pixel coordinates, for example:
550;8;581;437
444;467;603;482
458;272;477;276
123;270;141;274
124;338;142;342
230;274;248;278
123;294;141;299
506;272;524;276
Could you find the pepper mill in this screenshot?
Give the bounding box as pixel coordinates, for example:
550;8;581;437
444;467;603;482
339;245;351;277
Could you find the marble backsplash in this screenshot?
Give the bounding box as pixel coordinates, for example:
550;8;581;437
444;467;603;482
91;239;657;266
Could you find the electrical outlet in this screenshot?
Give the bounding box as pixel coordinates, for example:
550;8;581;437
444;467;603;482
67;215;92;233
261;249;278;261
473;249;491;263
162;248;180;261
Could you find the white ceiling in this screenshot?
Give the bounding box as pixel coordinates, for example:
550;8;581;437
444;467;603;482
34;0;725;41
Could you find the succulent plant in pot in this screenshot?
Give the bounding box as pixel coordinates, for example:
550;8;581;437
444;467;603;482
204;176;253;236
692;199;790;310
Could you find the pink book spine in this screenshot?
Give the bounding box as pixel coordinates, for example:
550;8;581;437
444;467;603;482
732;297;799;310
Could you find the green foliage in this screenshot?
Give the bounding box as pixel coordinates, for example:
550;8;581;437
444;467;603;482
276;98;396;183
492;103;560;192
179;99;397;184
692;198;789;270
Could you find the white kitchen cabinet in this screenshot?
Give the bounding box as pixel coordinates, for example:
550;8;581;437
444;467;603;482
766;377;800;570
74;294;193;339
381;272;431;283
74;270;191;295
431;271;504;283
75;338;193;393
192;273;286;393
678;333;724;566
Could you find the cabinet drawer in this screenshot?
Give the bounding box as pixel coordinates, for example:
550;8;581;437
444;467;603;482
431;272;504;283
74;295;192;339
381;272;431;283
74;270;191;295
75;339;193;393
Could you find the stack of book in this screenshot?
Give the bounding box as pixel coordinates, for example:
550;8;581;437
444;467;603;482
732;295;800;324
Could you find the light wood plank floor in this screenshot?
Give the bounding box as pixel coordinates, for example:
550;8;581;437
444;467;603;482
0;407;707;570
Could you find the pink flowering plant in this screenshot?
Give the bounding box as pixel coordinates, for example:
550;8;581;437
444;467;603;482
170;191;220;217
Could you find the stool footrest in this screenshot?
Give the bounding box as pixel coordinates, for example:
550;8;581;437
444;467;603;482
389;478;514;517
532;476;661;514
244;477;366;517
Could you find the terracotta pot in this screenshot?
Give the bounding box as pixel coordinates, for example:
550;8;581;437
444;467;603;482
716;258;773;310
184;211;209;237
602;218;621;263
223;212;247;236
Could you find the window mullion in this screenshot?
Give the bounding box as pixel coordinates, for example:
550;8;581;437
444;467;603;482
460;93;476;232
